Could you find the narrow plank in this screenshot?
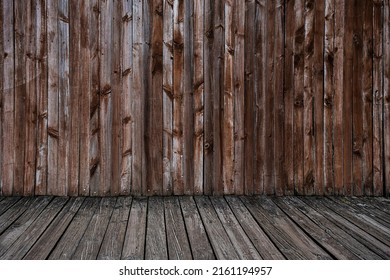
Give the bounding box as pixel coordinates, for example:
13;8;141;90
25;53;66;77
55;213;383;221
99;0;113;196
0;0;3;196
58;0;70;195
302;197;390;258
193;0;204;195
233;0;245;195
35;0;48;195
0;198;33;234
194;196;239;259
72;197;116;259
283;0;295;195
98;197;132;260
179;196;215;259
293;0;305;195
48;197;101;259
183;0;194;195
244;0;255;195
0;197;21;217
1;197;68;259
323;0;335;195
23;197;85;259
0;197;52;257
210;197;261;259
164;197;192;259
120;0;133;195
89;0;100;196
146;0;163;195
373;0;384;196
121;197;147;259
222;0;234;195
78;0;91;196
225;196;285;259
145;197;167;259
203;0;213;195
364;197;390;215
132;0;145;195
333;0;344;194
285;196;382;259
384;0;390;196
313;0;325;195
242;196;332;259
274;0;284;195
172;0;184;195
273;197;360;259
24;0;37;195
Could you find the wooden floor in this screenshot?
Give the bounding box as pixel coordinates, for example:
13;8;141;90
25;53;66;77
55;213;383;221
0;196;389;260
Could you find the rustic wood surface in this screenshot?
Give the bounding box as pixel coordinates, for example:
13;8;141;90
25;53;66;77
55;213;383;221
0;196;388;260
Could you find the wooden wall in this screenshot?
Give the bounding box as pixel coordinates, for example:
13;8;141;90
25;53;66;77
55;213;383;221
0;0;389;196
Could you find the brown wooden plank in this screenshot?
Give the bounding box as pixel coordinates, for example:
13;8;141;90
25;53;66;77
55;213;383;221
35;0;48;195
333;0;344;194
0;197;52;257
49;197;101;259
384;0;390;196
0;197;21;217
23;197;85;260
286;197;382;259
222;0;234;195
373;0;384;196
210;197;261;259
145;197;167;259
302;197;390;258
98;197;132;260
72;197;116;259
120;0;133;196
323;0;335;195
121;197;147;259
225;196;284;259
242;196;332;259
244;0;255;195
313;0;325;195
194;196;239;259
164;196;192;259
1;197;68;259
179;196;215;259
193;0;204;195
0;198;33;234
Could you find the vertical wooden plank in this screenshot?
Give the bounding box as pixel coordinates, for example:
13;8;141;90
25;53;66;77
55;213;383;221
303;0;314;196
58;0;70;196
203;0;213;195
68;0;80;196
111;0;122;196
132;0;144;195
384;0;390;196
24;0;37;195
284;0;295;195
120;0;133;196
244;0;255;195
47;0;59;195
162;0;173;195
313;0;325;195
14;0;27;195
173;0;184;195
373;0;384;196
324;0;335;195
193;0;204;195
222;0;234;195
362;0;374;196
99;0;113;196
333;0;344;195
0;0;3;195
89;0;100;196
146;0;163;195
343;0;353;195
78;0;91;196
274;0;284;195
233;0;245;195
35;0;48;195
352;0;364;196
293;0;305;195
